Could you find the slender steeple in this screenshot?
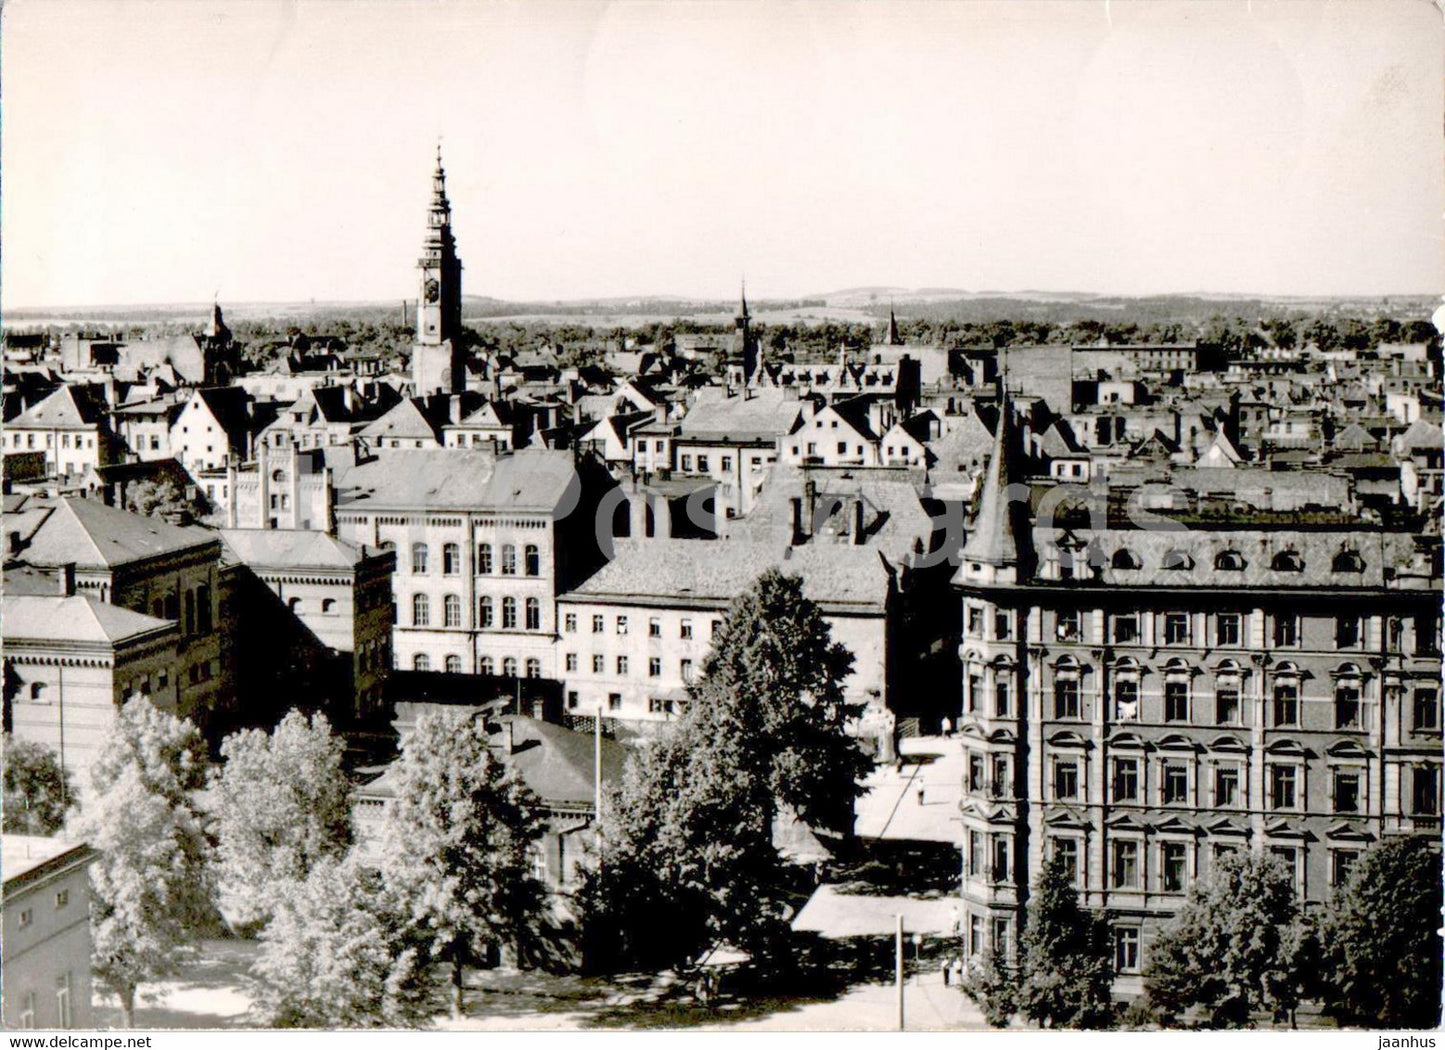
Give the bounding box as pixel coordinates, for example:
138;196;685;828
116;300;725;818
735;280;759;385
957;395;1021;584
412;145;465;394
885;302;902;346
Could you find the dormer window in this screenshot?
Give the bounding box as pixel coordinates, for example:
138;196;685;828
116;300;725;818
1332;550;1365;573
1163;549;1194;570
1271;550;1305;572
1214;550;1246;571
1112;549;1142;570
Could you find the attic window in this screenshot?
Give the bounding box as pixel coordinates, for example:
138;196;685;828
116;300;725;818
1332;550;1365;573
1112;549;1142;570
1271;550;1305;573
1215;550;1246;571
1162;550;1194;571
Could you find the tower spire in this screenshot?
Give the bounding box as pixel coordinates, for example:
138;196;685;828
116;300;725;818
958;392;1021;578
886;301;902;346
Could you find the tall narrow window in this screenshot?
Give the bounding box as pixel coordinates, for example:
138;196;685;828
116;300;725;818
1165;678;1190;722
501;544;517;575
445;655;462;673
1269;765;1298;809
412;594;430;627
1054;676;1081;719
1273;681;1299;726
1216;613;1241;646
1216;678;1241;725
1161;842;1187;892
478;596;493;628
524;544;540;576
443;594;461;628
411;543;428;574
1335;680;1362;729
1114;678;1140;721
525;598;541;630
1111;840;1140;888
1112;758;1139;802
443;543;460;575
1332;769;1361;813
477;543;493;574
502;597;517;630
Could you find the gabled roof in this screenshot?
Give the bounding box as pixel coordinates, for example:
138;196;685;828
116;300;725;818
359;397;441;442
189;387;252;435
678;389;804;443
1399;417;1443;451
334;449;581;513
21;498;216;569
3;593;175;645
219;529;376;570
9;384;108;429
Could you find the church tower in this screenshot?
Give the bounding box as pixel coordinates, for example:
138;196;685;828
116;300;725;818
411;146;465;395
733;283;760;386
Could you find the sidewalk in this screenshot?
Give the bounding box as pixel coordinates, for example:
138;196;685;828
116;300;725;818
854;736;965;844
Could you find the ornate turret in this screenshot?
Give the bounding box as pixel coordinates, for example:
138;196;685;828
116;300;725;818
956;395;1025;585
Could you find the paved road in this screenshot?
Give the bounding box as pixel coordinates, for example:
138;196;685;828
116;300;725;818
854;736;966;844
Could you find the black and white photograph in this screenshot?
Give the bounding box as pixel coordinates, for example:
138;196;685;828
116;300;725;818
1;0;1441;1039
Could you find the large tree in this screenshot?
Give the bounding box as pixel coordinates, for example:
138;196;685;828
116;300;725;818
1015;855;1115;1029
249;854;438;1028
212;710;354;935
79;699;213;1028
1143;850;1302;1028
580;568;869;972
379;710;546;1016
2;737;73;834
1321;837;1443;1029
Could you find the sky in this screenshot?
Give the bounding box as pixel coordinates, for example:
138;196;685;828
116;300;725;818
2;0;1442;308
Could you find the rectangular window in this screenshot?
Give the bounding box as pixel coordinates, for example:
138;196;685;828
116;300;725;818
992;918;1011;960
1113;613;1139;644
1112;758;1139;802
1330;849;1359;888
1214;764;1240;807
1216;682;1241;725
1056;610;1080;641
608;693;622;712
1269;765;1298;810
1161;842;1187;892
1053;838;1080;884
721;456;732;471
567;690;579;709
680;619;693;639
1165;680;1189;722
1336;615;1361;648
711;619;722;637
697;455;710;472
1114;679;1139;721
991;754;1010;799
1273;614;1300;647
1054;678;1080;719
1335;682;1362;729
1413;767;1440;816
1216;613;1241;647
1414;689;1440;731
592;615;604;634
1111;839;1140;889
616;615;628;635
56;972;72;1029
592;655;605;674
967;674;982;714
649;617;662;637
1416;613;1440;656
968;753;985;794
564;612;576;633
1273;682;1299;726
968;830;983;877
680;659;694;682
648;657;661;678
994;678;1011;718
1332;769;1361;813
969;915;983;956
994;610;1011;640
565;653;578;672
19;991;35;1030
990;835;1010;882
1163;612;1190;645
967;607;983;636
1053;760;1079;800
55;888;69;909
1114;928;1140;973
1162;763;1188;805
680;455;693;471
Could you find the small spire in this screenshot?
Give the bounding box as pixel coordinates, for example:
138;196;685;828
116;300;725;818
960;394;1019;568
737;279;749;322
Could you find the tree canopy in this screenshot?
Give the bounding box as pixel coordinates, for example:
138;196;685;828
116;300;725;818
1015;856;1115;1029
212;710;354;935
79;699;213;1028
2;736;73;835
580;568;868;972
378;710;547;1015
1320;837;1443;1030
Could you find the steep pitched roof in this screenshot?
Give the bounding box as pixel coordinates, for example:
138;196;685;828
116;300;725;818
334;449;579;513
678;389;804;442
959;401;1019;567
191;387;252;436
21;498;216;568
9;384;108;429
3;594;175;645
359;397;442;442
219;529;373;570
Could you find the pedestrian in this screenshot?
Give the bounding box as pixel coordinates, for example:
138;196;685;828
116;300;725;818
942;955;954;987
916;783;926;805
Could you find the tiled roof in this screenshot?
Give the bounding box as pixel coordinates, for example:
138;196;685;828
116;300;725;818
21;498;216;568
565;539;892;613
9;384;108;428
335;449;579;513
358;397;441;441
679;389;804;442
3;594;175;645
219;529;374;570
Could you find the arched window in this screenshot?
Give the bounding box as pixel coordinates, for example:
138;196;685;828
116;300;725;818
478;596;493;628
1112;549;1141;570
321;598;335;614
413;654;430;672
1334;674;1363;729
525;658;541;678
503;657;518;677
477;543;493;574
524;545;540;576
1163;549;1194;570
1214;550;1245;571
411;543;429;574
197;585;212;632
29;682;46;702
502;596;517;629
501;544;517;575
443;594;462;628
412;594;430;627
445;655;462;674
1271;550;1304;572
1332;550;1365;573
288;596;301;613
479;656;494;675
271;469;285;483
525;597;541;630
443;543;460;575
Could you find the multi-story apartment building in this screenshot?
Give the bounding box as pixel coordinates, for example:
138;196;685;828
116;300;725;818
658;389;801;519
1;837;98;1030
2;385;119;479
555;538;895;724
331;448;613;679
953;406;1442;985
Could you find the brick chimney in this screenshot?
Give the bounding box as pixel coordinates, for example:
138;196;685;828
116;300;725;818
57;562;75;597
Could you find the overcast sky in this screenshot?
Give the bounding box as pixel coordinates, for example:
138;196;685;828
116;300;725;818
3;0;1441;308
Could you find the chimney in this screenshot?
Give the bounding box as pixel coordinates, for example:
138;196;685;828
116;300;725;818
505;720;516;755
804;479;817;534
852;497;866;545
791;497;805;544
58;562;75;597
6;531;21;558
